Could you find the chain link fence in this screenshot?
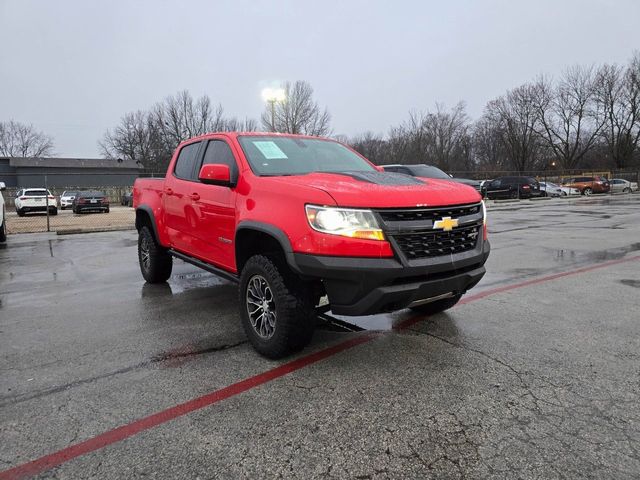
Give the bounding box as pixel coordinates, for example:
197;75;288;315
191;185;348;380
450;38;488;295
1;172;163;235
1;170;639;236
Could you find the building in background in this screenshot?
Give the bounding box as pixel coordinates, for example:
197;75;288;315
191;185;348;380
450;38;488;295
0;157;143;188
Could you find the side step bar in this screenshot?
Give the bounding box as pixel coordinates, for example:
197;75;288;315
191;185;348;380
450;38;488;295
168;249;239;284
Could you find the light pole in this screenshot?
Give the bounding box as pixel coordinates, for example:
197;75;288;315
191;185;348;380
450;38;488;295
261;87;285;132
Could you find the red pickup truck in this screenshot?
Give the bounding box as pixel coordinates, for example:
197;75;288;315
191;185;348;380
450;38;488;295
134;133;490;358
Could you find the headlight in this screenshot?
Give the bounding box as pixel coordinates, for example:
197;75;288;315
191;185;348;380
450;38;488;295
305;205;385;241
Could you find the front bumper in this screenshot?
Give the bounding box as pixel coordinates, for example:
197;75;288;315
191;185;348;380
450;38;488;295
291;239;490;316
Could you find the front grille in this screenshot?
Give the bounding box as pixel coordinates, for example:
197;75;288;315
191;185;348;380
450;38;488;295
377;204;481;223
391;224;480;259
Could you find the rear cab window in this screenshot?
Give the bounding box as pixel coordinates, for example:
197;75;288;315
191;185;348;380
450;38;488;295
173;141;202;181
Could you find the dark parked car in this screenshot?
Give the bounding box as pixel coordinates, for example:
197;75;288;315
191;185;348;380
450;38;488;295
381;164;481;192
72;190;110;214
121;190;133;207
482;176;542;199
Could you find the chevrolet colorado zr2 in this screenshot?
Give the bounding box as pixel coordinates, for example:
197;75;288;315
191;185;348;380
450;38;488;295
133;133;490;358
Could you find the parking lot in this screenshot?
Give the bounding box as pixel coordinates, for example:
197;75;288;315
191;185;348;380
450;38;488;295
4;206;135;235
1;195;640;479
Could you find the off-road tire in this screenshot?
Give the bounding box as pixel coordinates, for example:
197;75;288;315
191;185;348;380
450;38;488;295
239;254;316;359
409;294;463;315
138;225;172;283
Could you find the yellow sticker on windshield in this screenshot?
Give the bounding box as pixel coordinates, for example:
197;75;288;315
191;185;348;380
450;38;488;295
253;141;288;159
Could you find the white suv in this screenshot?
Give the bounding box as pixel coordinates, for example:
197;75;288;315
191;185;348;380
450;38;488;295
14;188;58;216
60;190;78;210
0;182;7;242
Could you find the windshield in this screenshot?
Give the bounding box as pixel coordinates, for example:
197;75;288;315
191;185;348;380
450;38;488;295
62;191;77;196
238;136;375;176
409;165;451;179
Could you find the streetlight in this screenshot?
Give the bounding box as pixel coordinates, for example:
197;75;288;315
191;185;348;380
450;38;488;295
261;87;286;132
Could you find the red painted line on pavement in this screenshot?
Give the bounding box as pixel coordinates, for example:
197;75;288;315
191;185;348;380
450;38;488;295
395;255;640;331
2;254;639;479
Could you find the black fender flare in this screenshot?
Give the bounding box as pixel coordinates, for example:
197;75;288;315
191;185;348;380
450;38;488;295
135;206;160;242
235;221;299;272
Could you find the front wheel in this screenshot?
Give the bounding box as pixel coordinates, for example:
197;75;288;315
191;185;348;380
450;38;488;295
239;255;316;359
623;187;631;194
138;225;172;283
583;187;593;196
16;208;25;217
409;294;462;315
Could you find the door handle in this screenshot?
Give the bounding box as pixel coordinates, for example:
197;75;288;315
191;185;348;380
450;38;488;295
190;193;200;201
164;188;173;196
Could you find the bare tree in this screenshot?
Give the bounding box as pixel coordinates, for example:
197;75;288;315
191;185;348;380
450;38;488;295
347;131;391;165
99;110;161;171
421;102;469;171
472;116;509;172
595;53;640;168
483;84;543;172
532;66;605;169
261;81;331;136
100;90;258;172
0;120;54;157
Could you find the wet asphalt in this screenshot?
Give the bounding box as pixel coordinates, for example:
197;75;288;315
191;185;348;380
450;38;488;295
1;195;640;479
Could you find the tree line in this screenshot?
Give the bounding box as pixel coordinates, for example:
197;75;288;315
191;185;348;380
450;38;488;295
3;52;639;174
349;52;640;173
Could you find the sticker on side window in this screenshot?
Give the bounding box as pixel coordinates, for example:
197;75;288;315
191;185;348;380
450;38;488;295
253;141;288;159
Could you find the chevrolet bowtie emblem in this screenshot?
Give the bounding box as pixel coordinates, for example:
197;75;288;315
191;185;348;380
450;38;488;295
433;216;459;232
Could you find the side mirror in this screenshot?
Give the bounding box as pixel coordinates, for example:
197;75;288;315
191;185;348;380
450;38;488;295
198;164;232;186
0;182;5;191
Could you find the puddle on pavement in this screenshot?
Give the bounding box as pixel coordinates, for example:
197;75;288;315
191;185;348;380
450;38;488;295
553;243;640;263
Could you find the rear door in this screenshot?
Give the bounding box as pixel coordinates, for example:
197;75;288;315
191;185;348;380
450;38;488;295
163;141;204;253
189;137;239;270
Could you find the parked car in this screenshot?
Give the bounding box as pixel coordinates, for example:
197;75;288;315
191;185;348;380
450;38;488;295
609;178;639;193
561;176;610;195
72;190;110;214
60;190;78;210
134;133;490;358
121;190;133;206
539;181;580;197
381;164;482;191
482;176;542;199
14;188;58;216
0;182;7;242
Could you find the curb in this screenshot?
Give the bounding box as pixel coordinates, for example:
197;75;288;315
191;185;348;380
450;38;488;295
56;225;135;235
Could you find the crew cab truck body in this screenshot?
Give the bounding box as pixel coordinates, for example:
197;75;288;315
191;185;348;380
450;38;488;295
134;133;490;358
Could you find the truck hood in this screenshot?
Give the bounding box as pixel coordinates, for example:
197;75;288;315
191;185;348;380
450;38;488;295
266;171;481;208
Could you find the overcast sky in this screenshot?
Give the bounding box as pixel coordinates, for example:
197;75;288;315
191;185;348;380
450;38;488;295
1;0;638;158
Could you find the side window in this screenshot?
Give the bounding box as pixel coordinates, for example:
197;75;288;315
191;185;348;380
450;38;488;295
173;142;201;180
491;179;501;187
201;140;238;180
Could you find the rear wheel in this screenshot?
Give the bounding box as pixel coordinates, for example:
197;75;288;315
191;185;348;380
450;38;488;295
583;187;593;196
509;190;518;199
239;255;316;359
138;225;172;283
623;187;631;193
409;294;462;315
